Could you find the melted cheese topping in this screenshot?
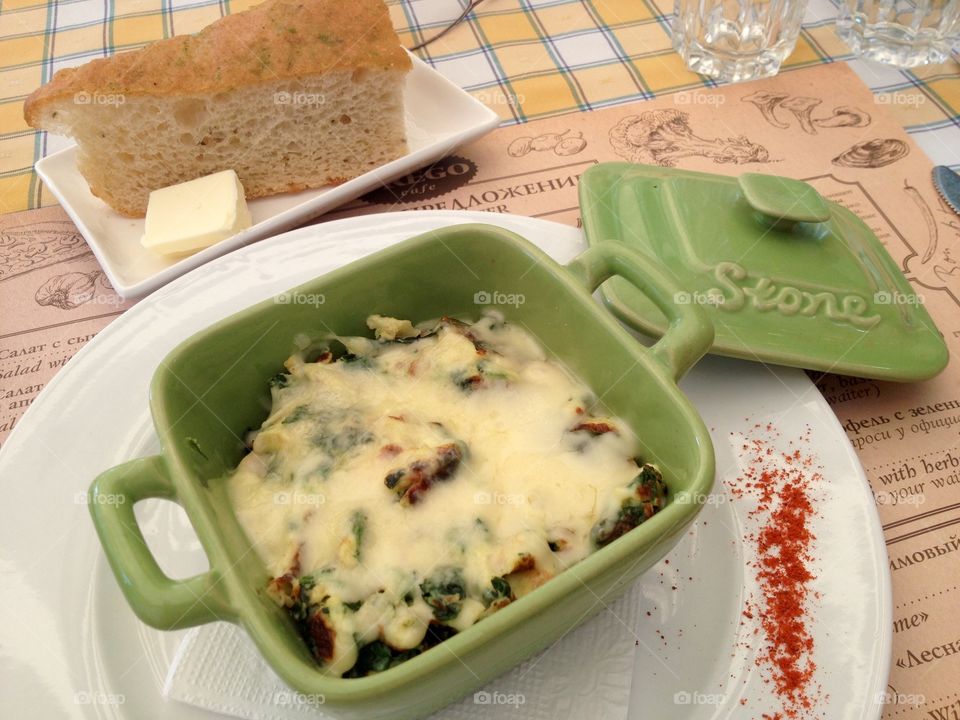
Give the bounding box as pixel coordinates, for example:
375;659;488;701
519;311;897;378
227;314;661;677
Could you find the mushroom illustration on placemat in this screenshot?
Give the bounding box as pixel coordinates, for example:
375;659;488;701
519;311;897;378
780;96;822;134
507;129;587;158
741;92;791;129
815;106;871;129
608;110;770;167
742;91;871;134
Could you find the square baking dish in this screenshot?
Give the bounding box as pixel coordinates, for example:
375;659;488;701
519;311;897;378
89;223;716;719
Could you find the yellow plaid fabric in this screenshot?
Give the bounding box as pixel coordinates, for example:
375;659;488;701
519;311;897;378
1;0;958;215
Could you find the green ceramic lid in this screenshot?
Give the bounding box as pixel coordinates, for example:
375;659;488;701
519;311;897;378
579;162;948;381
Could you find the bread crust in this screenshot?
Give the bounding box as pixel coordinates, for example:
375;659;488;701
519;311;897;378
24;0;411;126
89;176;354;218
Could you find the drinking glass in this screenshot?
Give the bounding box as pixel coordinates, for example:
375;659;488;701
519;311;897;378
672;0;809;83
836;0;960;67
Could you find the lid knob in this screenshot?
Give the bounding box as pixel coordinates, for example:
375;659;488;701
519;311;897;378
738;173;830;230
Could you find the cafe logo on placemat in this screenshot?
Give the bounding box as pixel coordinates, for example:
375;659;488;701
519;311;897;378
361;155;477;205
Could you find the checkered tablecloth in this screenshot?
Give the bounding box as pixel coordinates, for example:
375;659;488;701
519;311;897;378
0;0;957;215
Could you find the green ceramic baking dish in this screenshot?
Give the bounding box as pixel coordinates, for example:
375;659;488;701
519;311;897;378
89;224;716;720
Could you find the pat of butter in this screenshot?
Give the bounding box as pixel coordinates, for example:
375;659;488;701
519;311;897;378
140;169;252;255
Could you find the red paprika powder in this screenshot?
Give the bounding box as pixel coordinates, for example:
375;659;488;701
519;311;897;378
726;424;821;718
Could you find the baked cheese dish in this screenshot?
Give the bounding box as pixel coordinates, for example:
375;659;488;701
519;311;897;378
227;313;667;677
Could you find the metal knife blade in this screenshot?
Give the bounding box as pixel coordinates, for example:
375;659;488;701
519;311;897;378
933;165;960;215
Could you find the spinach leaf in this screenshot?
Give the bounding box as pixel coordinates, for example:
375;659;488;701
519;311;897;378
591;463;667;548
419;567;466;621
281;405;311;424
481;576;512;607
268;373;290;389
351;510;367;562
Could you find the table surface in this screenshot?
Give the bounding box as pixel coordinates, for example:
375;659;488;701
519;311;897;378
1;2;959;718
0;0;958;217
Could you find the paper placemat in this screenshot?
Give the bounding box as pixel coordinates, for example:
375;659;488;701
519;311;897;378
2;61;959;719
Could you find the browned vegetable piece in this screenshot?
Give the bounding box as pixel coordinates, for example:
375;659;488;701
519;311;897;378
384;442;465;505
503;554;552;596
592;463;668;547
571;420;618;436
456;373;484;390
306;611;336;662
266;549;303;606
267;573;300;607
380;443;403;458
510;553;536;573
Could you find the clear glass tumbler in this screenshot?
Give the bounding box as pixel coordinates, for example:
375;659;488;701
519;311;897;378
836;0;960;67
672;0;809;83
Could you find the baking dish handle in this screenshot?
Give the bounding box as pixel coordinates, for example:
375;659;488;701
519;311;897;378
88;455;233;630
566;241;714;381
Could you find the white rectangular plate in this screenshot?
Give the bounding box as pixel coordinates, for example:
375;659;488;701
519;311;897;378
34;54;500;298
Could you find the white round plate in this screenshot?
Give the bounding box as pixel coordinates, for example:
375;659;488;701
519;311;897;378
0;211;890;719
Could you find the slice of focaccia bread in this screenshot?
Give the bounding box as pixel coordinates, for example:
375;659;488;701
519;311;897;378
24;0;411;217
